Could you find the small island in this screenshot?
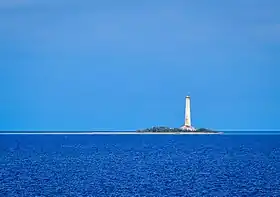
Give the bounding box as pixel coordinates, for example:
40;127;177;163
136;96;223;134
136;126;220;134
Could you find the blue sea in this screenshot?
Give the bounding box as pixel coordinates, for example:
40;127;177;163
0;134;280;197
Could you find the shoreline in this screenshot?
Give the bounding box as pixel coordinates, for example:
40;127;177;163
0;132;279;135
0;132;223;135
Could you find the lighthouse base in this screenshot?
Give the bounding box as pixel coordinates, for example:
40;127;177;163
180;125;196;131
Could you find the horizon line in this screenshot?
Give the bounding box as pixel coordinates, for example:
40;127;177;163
0;132;218;135
1;129;280;132
0;131;280;135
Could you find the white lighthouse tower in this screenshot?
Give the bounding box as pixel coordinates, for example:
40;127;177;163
180;96;196;131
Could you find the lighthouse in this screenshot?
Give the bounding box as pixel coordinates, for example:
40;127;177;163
180;96;196;131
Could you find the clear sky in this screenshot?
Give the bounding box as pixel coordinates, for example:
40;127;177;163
0;0;279;131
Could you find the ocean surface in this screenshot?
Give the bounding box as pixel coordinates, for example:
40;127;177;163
0;134;280;197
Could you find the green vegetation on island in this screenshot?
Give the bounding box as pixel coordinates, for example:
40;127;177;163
136;126;219;133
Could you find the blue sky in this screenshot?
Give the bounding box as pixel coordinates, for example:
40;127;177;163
0;0;279;131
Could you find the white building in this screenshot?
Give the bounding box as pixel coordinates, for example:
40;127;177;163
180;96;196;131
